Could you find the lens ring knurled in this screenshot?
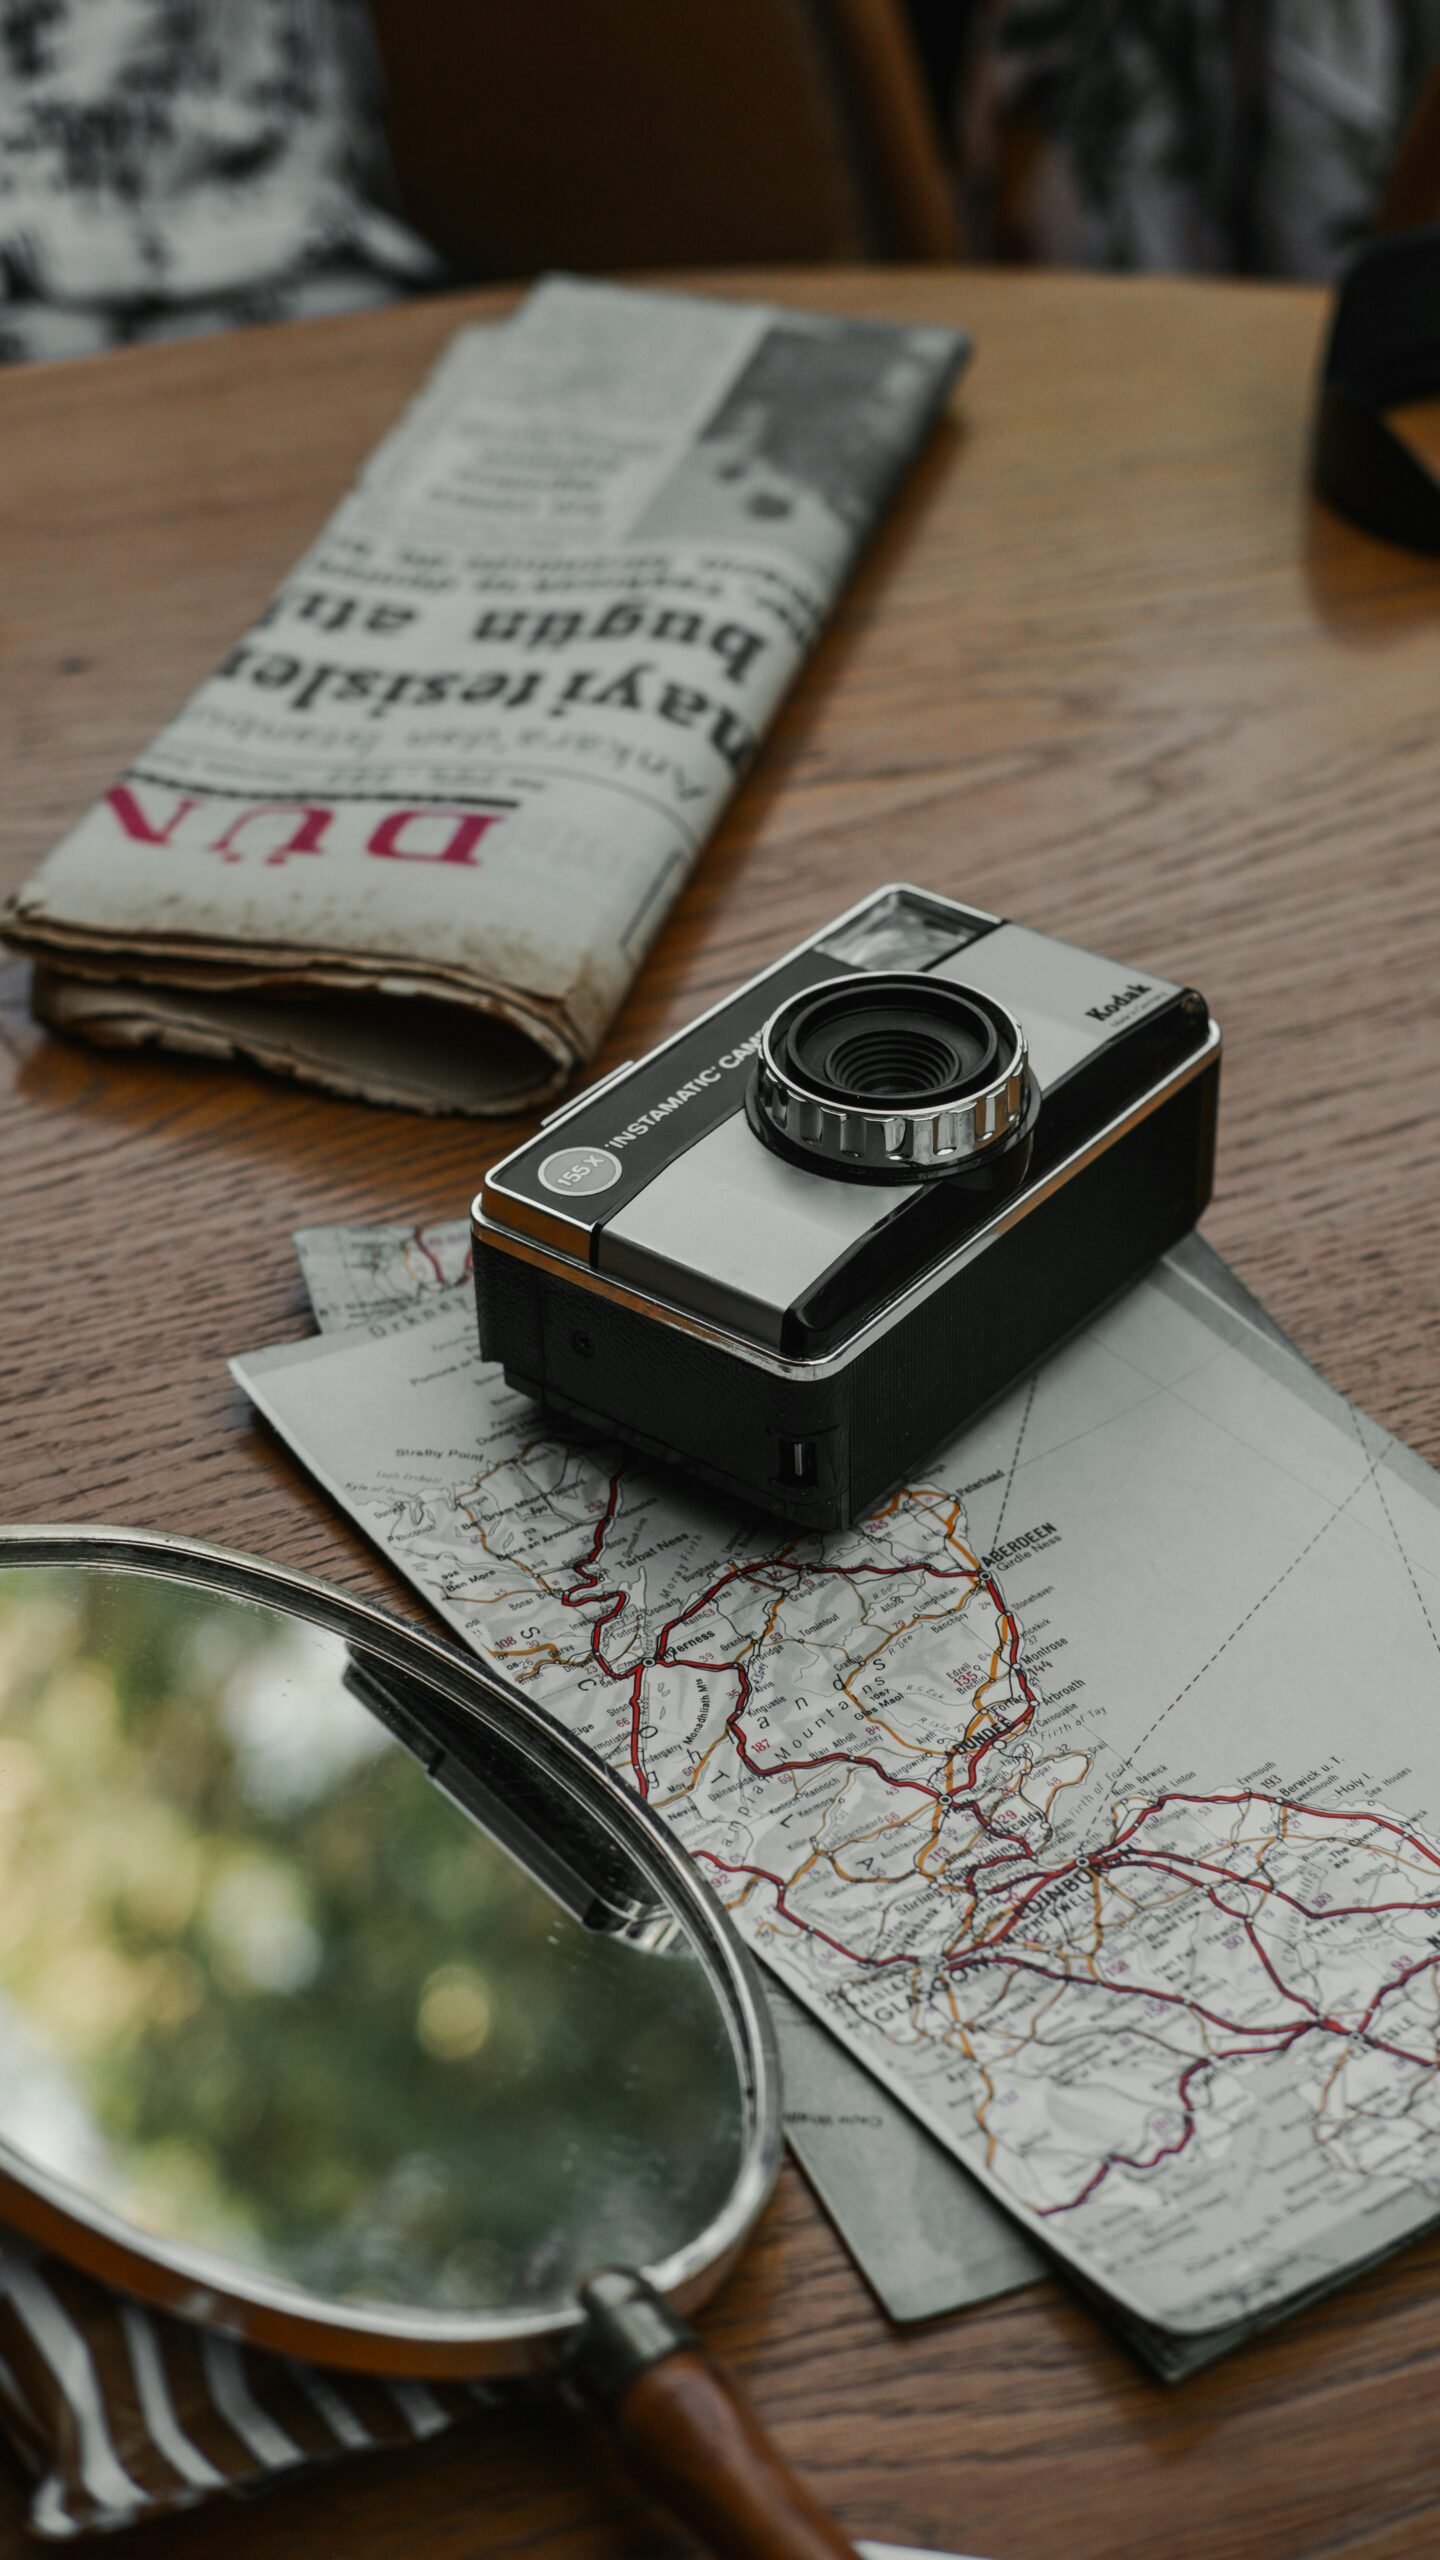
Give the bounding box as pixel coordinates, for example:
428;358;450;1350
753;973;1030;1181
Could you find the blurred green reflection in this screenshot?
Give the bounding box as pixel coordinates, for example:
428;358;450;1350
0;1566;744;2320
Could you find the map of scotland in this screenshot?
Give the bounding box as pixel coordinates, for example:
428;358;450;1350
237;1245;1440;2339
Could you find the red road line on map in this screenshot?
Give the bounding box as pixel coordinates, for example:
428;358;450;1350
625;1664;648;1800
1041;2024;1331;2216
1241;1914;1325;2018
743;1558;979;1589
1114;1845;1440;1923
1041;2057;1218;2214
1355;1953;1440;2058
411;1224;451;1288
693;1848;918;1969
1109;1791;1440;1870
1101;1850;1440;2057
722;1700;947;1803
1037;1996;1433;2217
977;1938;1438;2074
566;1488;965;1809
658;1641;948;1805
559;1466;1440;2206
558;1470;653;1787
948;1947;1304;2042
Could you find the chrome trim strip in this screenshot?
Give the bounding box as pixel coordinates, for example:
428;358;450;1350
472;1020;1221;1384
473;1184;591;1256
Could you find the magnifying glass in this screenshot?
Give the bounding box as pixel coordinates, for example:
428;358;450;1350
0;1525;858;2560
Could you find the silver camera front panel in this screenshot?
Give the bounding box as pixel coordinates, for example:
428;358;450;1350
602;1111;921;1345
597;921;1182;1339
477;886;998;1256
931;924;1177;1077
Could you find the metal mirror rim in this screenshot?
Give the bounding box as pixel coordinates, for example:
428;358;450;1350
0;1523;782;2377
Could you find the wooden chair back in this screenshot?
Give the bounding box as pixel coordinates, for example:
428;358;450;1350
369;0;956;277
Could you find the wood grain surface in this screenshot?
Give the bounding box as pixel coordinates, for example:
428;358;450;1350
3;269;1440;2560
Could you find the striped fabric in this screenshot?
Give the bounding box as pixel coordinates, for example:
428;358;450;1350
0;2246;977;2555
0;2238;499;2538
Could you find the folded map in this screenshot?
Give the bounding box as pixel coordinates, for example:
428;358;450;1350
234;1228;1440;2362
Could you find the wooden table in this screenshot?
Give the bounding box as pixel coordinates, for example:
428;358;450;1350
3;267;1440;2560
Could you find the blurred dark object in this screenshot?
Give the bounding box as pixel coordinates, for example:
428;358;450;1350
1313;226;1440;554
959;1;1440;281
901;0;975;134
369;0;957;274
1378;65;1440;230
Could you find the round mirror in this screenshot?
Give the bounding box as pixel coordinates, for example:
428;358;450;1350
0;1529;778;2372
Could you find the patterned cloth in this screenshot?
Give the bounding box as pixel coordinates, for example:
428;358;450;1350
0;2236;501;2537
961;0;1440;278
0;0;440;363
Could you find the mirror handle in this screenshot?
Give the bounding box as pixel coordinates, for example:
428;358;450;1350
610;2343;861;2560
572;2270;858;2560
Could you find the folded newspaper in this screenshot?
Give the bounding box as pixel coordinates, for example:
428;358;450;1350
2;279;967;1114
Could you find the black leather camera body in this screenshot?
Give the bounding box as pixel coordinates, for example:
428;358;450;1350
472;886;1220;1530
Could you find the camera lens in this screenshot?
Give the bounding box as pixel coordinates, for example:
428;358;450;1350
752;972;1030;1182
827;1021;985;1098
788;987;1002;1106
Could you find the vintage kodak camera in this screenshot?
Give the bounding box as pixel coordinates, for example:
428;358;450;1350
472;887;1220;1530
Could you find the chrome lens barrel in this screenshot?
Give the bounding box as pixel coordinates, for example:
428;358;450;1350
752;973;1030;1181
